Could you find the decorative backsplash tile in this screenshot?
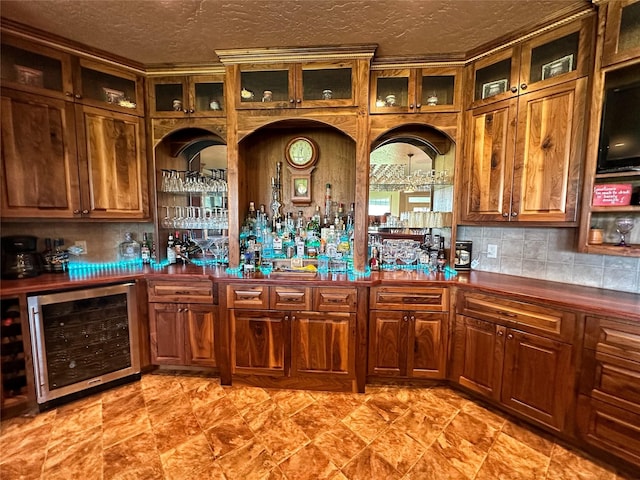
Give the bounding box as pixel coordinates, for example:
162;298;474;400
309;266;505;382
457;226;640;294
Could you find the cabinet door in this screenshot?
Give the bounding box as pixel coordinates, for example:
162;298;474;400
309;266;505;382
149;303;185;365
77;106;149;219
230;309;288;376
409;312;447;379
291;311;355;378
511;79;586;223
297;61;355;108
501;329;573;431
148;76;188;117
602;0;640;67
369;68;414;113
452;315;504;400
368;311;407;377
1;89;81;218
461;97;517;222
185;304;216;367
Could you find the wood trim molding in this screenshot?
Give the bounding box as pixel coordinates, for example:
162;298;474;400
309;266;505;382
216;44;378;65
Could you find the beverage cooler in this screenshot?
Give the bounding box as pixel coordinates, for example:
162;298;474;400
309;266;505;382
27;283;140;404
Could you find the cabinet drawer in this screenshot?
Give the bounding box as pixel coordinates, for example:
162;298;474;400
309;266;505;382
227;284;269;309
457;291;574;341
584;316;640;363
370;287;448;311
147;280;214;304
270;286;311;311
577;395;640;467
581;349;640;413
314;287;357;312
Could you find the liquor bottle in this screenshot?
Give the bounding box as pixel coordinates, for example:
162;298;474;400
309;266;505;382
334;203;345;230
346;203;355;232
141;233;151;264
324;183;332;219
166;234;177;264
119;232;141;263
42;237;53;273
310;205;321;234
369;246;380;271
296;210;305;236
244;201;257;233
437;236;447;272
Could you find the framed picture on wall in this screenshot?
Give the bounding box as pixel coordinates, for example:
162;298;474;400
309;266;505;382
291;174;311;204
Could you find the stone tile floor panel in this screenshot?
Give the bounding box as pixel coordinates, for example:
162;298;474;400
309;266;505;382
0;372;636;479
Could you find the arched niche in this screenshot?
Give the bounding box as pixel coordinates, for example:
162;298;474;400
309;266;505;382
369;124;455;231
237;119;356;223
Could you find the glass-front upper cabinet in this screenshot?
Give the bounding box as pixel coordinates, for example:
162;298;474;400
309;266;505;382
370;66;461;113
77;59;144;116
602;0;640;67
0;34;72;99
235;61;355;109
468;15;594;107
149;74;225;118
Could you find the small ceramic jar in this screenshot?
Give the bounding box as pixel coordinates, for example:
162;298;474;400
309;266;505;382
262;90;273;102
322;89;333;100
172;99;183;111
385;94;396;106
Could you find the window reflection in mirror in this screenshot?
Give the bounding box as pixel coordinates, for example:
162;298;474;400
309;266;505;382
369;143;433;222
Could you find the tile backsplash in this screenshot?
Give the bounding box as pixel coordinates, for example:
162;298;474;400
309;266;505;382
2;222;639;294
457;226;640;294
1;222;155;264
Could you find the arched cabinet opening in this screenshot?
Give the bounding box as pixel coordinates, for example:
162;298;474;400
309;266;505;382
154;127;228;264
232;119;356;271
368;124;456;271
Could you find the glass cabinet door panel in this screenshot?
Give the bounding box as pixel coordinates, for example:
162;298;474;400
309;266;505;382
421;75;455;106
155;82;185;112
474;58;512;102
1;44;63;94
528;32;579;84
302;67;352;100
376;77;409;108
240;69;289;103
619;1;640;54
194;81;224;113
80;66;138;110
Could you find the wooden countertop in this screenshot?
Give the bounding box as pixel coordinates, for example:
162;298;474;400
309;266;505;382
1;265;638;321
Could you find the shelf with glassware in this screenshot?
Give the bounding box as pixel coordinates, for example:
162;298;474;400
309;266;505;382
368;164;454;272
158;168;229;265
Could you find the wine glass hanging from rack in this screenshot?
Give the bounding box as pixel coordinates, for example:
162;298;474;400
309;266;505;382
160;169;227;194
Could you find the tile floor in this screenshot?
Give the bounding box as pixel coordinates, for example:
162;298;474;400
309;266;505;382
0;372;636;480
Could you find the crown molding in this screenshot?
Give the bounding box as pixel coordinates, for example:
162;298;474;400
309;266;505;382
216;44;377;65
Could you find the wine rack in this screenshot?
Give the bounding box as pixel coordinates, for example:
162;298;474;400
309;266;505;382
1;298;29;410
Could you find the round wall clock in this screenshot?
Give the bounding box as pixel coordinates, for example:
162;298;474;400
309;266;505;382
285;137;318;169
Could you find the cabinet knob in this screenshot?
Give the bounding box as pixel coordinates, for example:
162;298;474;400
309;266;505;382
507;333;513;340
410;315;415;322
74;94;82;99
510;86;518;93
498;330;504;336
284;315;289;321
403;315;408;322
502;212;509;217
289;99;295;104
415;103;421;109
511;212;518;217
81;209;89;214
189;108;195;114
65;92;74;97
73;209;81;214
409;104;414;109
520;83;527;91
296;98;302;104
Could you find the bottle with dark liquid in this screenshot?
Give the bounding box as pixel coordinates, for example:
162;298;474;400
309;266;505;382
436;237;447;272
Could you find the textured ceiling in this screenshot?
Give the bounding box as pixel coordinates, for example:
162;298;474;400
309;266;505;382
0;0;592;66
